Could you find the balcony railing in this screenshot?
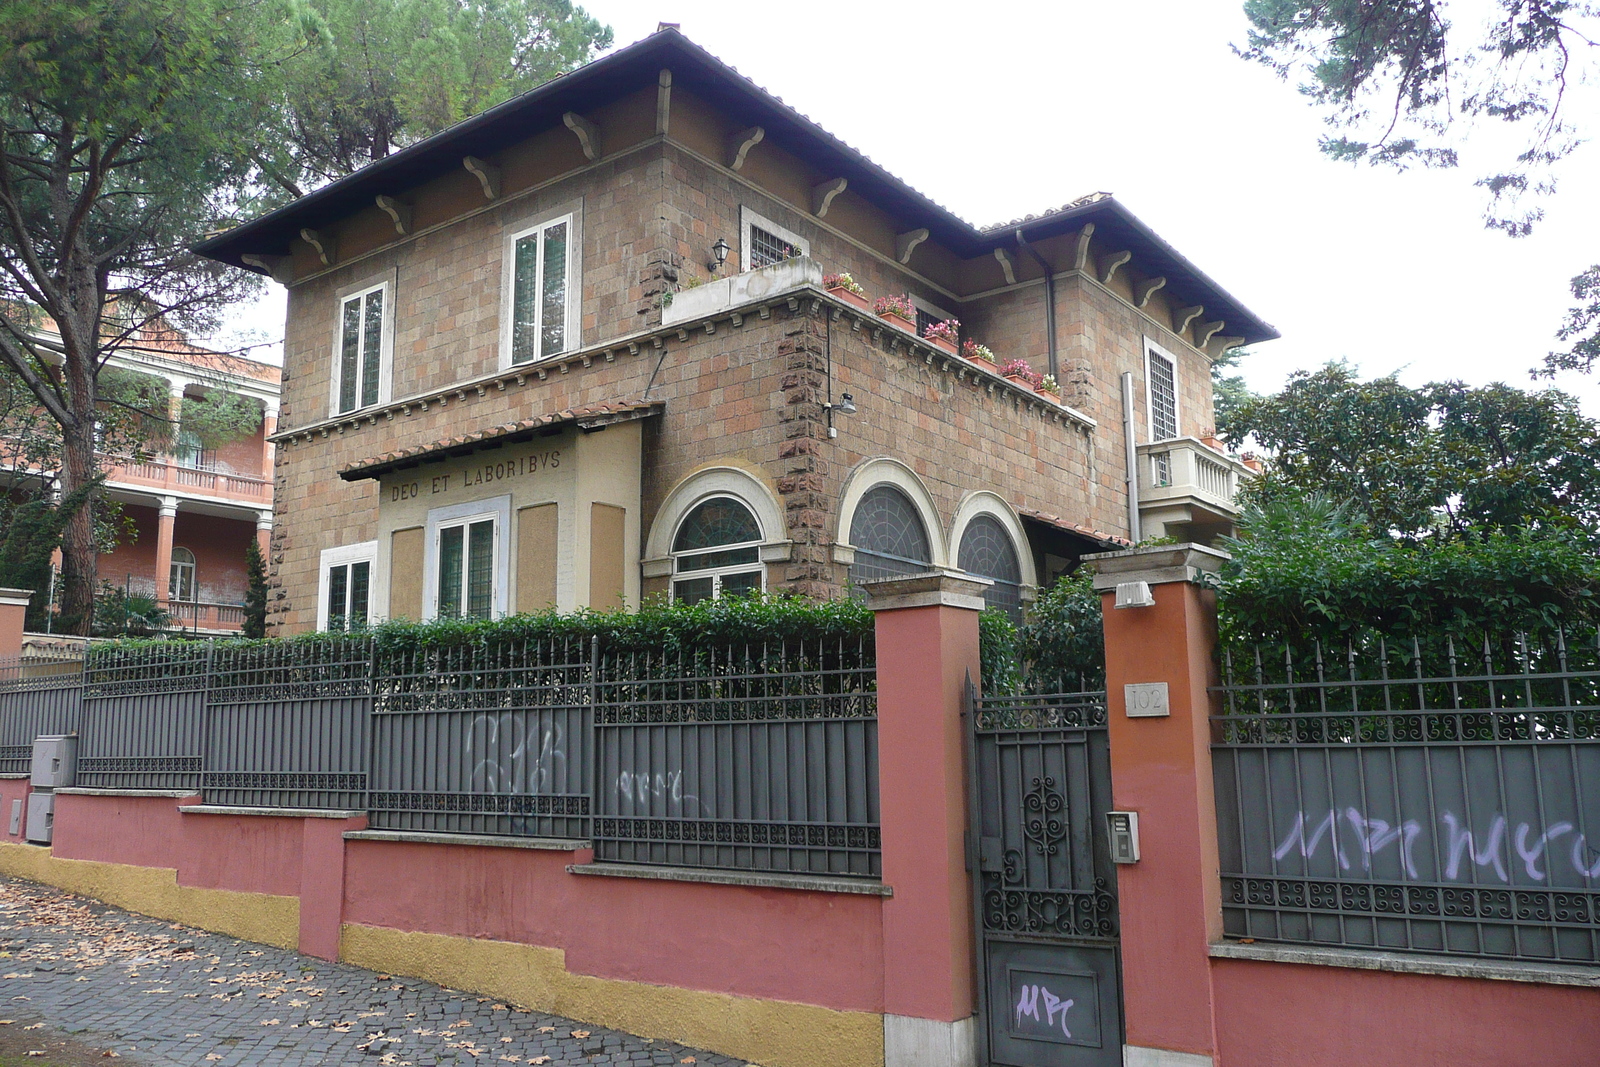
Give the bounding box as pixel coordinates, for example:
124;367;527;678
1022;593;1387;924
165;600;246;631
1136;438;1254;539
107;456;270;503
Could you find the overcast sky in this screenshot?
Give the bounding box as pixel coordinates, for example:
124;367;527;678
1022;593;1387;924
220;0;1600;414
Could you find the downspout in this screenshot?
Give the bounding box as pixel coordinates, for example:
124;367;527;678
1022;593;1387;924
1014;230;1058;379
1121;371;1142;543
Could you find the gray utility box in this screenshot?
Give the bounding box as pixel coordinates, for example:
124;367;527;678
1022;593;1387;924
25;792;53;845
29;735;77;790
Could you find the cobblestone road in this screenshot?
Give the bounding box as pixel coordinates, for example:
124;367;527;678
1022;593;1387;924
0;876;749;1067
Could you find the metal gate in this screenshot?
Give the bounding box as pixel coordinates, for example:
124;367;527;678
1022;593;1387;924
968;685;1122;1067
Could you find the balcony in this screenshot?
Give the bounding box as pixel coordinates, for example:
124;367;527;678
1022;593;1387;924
106;456;271;505
1136;437;1254;544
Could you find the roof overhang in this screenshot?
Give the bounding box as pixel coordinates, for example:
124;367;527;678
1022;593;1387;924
1018;506;1132;552
338;398;661;481
195;28;1277;345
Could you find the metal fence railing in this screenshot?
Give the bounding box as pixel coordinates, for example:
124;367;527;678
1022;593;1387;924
0;634;880;879
593;638;880;876
0;654;84;775
1213;628;1600;965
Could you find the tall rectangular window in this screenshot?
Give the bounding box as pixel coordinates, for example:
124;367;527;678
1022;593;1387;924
510;215;571;364
319;541;377;631
334;283;386;414
436;518;496;619
1146;347;1179;441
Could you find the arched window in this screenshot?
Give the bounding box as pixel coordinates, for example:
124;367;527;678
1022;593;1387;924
672;496;764;604
168;547;196;602
958;514;1024;621
848;485;932;586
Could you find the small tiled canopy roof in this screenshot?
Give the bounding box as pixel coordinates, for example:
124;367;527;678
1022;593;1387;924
338;397;662;481
1017;506;1132;550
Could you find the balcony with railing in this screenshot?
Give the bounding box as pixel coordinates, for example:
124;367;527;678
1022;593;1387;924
105;455;270;505
1136;437;1254;543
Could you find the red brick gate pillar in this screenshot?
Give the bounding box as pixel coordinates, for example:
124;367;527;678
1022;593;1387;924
863;572;989;1067
1088;544;1229;1067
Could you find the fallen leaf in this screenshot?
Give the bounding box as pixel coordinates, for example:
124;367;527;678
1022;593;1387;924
22;1023;41;1030
571;1030;589;1039
528;1058;550;1065
260;1018;281;1026
536;1026;554;1033
25;1050;42;1057
102;1052;120;1058
681;1059;695;1064
205;1055;223;1061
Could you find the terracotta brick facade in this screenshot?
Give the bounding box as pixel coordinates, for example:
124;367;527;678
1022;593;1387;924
237;41;1261;636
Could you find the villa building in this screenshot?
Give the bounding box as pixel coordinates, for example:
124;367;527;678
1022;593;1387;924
195;28;1274;635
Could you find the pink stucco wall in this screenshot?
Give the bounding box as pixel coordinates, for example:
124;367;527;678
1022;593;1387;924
342;840;885;1012
1212;956;1600;1067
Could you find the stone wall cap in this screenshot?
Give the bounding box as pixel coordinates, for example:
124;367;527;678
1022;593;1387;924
1085;543;1230;590
859;570;990;612
0;588;33;607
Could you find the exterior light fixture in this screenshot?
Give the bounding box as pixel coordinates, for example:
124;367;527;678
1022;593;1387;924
1114;580;1155;609
824;393;857;438
709;237;730;273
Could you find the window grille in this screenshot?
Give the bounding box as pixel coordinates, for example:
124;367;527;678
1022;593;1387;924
438;518;496;619
848;485;932;588
1148;350;1178;440
748;224;800;269
958;515;1024;622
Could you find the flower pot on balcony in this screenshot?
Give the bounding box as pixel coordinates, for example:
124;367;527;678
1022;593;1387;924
827;285;871;312
1034;385;1063;404
1003;373;1032;389
880;310;916;333
926;335;958;355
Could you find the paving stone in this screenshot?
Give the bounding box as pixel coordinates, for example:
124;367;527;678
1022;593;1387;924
0;876;750;1067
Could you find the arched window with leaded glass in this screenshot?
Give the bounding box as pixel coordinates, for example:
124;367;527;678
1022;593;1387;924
671;496;764;604
848;485;933;586
958;514;1024;621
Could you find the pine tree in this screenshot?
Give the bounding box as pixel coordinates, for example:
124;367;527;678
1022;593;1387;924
242;538;268;639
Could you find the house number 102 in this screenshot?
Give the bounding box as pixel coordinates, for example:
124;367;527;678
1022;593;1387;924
1123;682;1170;718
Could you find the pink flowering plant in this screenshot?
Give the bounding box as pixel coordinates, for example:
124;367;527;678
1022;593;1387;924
873;293;915;320
962;339;996;364
999;358;1041;385
922;318;960;343
823;272;866;296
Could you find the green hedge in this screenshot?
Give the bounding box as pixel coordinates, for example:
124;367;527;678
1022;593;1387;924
980;568;1106;695
87;591;875;663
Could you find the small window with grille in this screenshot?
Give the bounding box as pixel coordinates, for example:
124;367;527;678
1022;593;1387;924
740;207;808;271
1145;341;1179;441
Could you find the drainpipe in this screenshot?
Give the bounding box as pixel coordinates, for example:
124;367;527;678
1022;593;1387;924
1121;371;1142;543
1014;230;1058;379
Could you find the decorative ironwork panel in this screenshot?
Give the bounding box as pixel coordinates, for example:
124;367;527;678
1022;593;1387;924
78;689;205;791
1215;627;1600;963
592;638;879;876
972;691;1118;941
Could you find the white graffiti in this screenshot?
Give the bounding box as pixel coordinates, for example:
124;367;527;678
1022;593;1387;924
1275;807;1600;885
1015;983;1074;1038
613;769;708;816
467;714;566;794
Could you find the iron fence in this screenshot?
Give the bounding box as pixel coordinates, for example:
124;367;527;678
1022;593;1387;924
0;655;83;775
0;634;880;878
1213;628;1600;964
368;636;594;838
593;637;880;876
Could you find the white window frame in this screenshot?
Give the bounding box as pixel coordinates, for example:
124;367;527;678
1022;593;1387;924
317;540;378;631
168;546;196;603
1143;337;1181;443
668;494;767;604
421;495;511;621
739;206;809;272
328;278;394;417
498;205;582;370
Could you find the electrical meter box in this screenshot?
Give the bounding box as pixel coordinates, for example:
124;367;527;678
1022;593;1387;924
25;792;54;845
29;735;77;789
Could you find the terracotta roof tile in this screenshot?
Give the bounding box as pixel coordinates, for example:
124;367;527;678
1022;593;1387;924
1017;506;1132;549
338;397;662;481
